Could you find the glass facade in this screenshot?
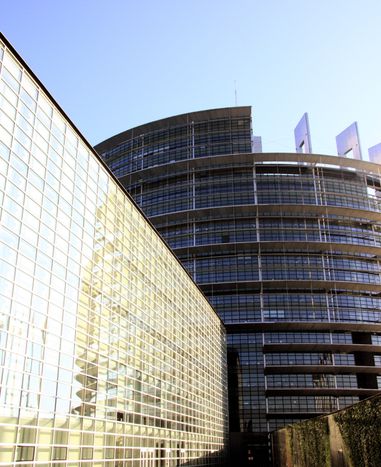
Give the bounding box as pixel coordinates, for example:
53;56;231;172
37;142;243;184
97;108;381;465
0;36;227;466
102;113;252;178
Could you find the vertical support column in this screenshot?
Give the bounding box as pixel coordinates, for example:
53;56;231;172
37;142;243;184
312;166;319;205
140;134;144;170
191;121;195;159
192;168;196;247
253;163;258;207
325;289;332;324
192;167;196;279
192;169;196;211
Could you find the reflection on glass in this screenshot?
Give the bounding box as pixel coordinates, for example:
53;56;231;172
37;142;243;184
0;39;227;465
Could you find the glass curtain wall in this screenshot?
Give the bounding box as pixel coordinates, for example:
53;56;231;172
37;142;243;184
0;36;228;466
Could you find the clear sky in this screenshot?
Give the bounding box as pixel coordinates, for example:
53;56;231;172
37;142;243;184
2;0;381;157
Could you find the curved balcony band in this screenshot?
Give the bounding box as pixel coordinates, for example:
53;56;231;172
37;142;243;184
172;242;381;258
263;343;381;353
227;322;381;333
198;279;381;293
119;152;381;182
150;203;381;224
264;365;381;375
265;388;380;397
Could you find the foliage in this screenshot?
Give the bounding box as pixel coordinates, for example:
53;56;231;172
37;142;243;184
272;395;381;466
334;397;381;467
288;417;330;467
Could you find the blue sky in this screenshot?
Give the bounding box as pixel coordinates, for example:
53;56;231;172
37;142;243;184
2;0;381;157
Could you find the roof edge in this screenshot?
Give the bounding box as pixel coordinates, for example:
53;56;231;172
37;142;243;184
0;32;227;327
95;106;252;153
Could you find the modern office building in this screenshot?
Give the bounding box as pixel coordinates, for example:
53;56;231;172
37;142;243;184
96;107;381;465
0;34;228;466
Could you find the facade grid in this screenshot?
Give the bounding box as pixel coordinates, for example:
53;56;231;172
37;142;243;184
96;107;381;465
0;36;228;466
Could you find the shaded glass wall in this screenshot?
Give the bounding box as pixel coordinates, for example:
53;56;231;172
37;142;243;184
97;109;381;465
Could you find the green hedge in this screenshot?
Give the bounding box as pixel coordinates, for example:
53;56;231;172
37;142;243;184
273;395;381;466
289;417;330;467
334;397;381;467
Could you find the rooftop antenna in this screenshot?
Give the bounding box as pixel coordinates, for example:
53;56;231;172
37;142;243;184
234;80;238;106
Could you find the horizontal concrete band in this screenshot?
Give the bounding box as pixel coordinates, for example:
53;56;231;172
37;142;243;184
265;388;380;397
150;203;381;224
263;343;381;352
264;365;381;374
199;279;381;292
120;152;381;183
173;240;381;258
226;322;381;333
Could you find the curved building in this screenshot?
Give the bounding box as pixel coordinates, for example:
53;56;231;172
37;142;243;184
96;107;381;465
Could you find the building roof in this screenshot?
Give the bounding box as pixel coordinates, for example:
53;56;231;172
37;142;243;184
95;106;252;153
